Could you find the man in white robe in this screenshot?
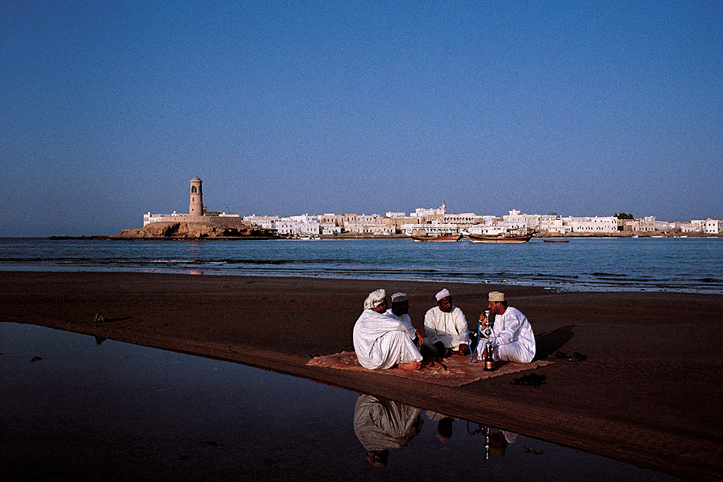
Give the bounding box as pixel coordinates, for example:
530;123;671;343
423;288;469;357
353;289;423;371
386;292;423;348
477;291;536;363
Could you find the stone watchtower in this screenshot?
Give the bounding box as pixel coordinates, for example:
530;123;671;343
189;177;204;216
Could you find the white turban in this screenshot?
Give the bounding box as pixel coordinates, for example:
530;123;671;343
391;292;407;303
364;289;387;310
435;288;451;301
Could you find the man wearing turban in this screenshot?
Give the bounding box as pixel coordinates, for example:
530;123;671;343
477;291;536;363
423;288;470;357
353;289;423;371
387;292;423;348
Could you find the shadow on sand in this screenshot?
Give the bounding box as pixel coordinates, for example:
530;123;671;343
534;324;576;360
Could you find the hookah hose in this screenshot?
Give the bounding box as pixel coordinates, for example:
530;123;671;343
467;320;489;362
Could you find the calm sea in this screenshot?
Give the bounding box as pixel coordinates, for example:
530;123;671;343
1;237;722;294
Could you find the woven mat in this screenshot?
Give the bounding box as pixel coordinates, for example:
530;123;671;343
306;351;552;388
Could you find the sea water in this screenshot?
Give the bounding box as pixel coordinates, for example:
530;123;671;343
1;237;722;293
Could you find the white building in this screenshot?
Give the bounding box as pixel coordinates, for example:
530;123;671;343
287;214;321;236
466;224;510;236
400;222;459;236
655;219;674;231
539;215;567;234
273;219;320;236
346;221;395;235
476;215;498;226
412;200;447;219
704;219;722;234
690;220;706;232
502;209;542;231
320;223;341;235
144;212;173;226
678;219;721;234
342;213;394;235
356;214;380;225
244;214;321;236
639;216;657;232
496;219;529;232
679;222;699;233
444;212;480;225
244;215;281;230
563;216;618;233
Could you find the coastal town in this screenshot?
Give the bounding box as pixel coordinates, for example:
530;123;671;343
130;177;721;240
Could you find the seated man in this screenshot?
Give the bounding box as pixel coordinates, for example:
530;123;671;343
477;291;536;363
386;292;423;348
353;289;423;371
424;288;469;357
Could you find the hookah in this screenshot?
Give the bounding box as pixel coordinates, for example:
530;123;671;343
482;309;496;371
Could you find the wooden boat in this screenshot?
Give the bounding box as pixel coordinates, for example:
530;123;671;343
410;233;462;242
543;239;570;243
466;233;532;244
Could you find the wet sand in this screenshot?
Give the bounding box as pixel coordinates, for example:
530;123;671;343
2;271;722;480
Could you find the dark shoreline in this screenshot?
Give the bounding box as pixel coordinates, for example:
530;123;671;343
1;271;722;480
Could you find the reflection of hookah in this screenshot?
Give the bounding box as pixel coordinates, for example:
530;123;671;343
466;422;492;459
486;427;493;459
482;309;496;371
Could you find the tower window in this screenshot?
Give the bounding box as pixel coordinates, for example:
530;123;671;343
191;186;197;193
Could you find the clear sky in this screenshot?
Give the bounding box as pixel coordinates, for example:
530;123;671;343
2;1;721;236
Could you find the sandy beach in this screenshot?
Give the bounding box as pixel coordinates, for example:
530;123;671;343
2;271;721;480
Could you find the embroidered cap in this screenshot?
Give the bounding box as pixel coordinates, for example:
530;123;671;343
488;291;506;302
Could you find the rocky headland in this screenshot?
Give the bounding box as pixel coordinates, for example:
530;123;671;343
48;222;278;240
114;222;278;239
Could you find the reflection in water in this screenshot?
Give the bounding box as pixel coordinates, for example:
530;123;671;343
354;396;523;468
425;410;459;443
1;323;682;481
353;394;424;467
464;420;521;458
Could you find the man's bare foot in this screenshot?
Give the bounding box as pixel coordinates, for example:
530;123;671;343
399;361;422;371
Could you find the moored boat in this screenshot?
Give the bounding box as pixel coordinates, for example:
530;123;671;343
466;233;532;243
410;233;462;242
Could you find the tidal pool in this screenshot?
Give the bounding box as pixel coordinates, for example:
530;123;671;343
0;323;680;481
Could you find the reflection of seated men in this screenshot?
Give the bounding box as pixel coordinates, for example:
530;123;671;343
353;394;424;468
386;292;423;347
424;289;469;357
353;289;423;371
424;410;459;443
486;428;520;457
477;291;536;363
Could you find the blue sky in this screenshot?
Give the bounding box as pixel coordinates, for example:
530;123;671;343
2;1;721;236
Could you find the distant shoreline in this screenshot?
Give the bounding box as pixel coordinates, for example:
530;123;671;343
46;232;722;240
